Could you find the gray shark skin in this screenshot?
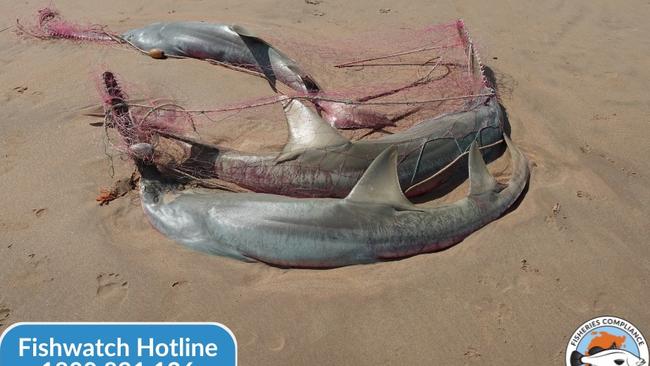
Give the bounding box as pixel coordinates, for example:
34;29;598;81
168;90;503;198
122;22;320;93
121;21;394;128
137;134;528;268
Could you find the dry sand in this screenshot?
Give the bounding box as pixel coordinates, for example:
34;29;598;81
1;0;649;365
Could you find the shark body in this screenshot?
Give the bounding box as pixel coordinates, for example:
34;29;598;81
122;21;393;128
137;134;528;268
161;93;503;198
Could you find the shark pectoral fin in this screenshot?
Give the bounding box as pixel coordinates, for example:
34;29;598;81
276;98;349;163
345;146;422;211
468;141;498;196
228;24;279;91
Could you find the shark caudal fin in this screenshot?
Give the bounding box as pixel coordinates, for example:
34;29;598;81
345;146;420;211
570;351;585;366
276;98;350;163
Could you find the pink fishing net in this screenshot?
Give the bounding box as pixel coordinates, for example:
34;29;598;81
16;7;116;42
20;7;498;195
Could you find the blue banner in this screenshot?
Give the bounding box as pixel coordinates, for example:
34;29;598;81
0;323;236;366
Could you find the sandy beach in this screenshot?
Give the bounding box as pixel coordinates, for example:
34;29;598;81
1;0;649;364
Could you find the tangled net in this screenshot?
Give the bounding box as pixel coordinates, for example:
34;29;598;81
19;7;499;196
16;7;118;42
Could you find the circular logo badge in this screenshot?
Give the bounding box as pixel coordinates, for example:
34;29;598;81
566;316;648;366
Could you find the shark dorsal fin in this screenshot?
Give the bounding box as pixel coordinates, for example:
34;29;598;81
468;141;498;196
345;146;419;211
276;99;349;163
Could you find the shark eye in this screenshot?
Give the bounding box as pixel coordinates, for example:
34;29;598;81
614;360;624;365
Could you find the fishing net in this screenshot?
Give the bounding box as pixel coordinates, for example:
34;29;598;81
16;7;117;42
19;7;501;197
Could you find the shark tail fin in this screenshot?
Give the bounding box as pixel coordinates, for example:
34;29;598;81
570;351;584;366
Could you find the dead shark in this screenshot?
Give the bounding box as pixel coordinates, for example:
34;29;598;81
100;70;502;198
100;70;527;268
148;90;504;198
24;8;483;129
123;22;319;94
121;21;394;129
136;134;528;268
